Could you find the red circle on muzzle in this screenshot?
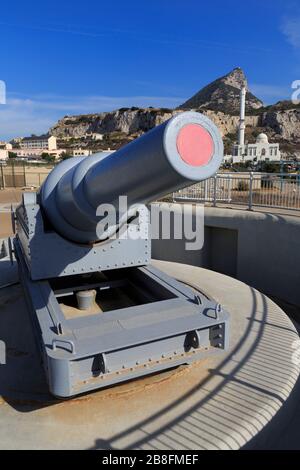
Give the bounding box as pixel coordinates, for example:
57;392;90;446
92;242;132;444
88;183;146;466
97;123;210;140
176;124;214;167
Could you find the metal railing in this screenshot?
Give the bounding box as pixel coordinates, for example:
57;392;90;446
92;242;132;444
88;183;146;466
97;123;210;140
0;162;53;189
2;166;300;213
168;172;300;212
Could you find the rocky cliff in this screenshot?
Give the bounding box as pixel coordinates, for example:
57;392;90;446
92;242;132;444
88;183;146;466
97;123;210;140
51;108;177;139
178;67;263;114
261;107;300;140
49;68;300;156
51;106;297;142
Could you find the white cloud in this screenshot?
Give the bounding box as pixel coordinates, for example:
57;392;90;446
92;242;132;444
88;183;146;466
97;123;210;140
250;83;291;103
281;16;300;49
0;80;6;105
0;93;183;140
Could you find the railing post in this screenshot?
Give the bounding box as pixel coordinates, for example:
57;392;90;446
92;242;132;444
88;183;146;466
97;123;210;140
23;162;27;187
204;180;208;202
248;172;253;211
213;175;217;207
0;164;5;189
12;161;16;188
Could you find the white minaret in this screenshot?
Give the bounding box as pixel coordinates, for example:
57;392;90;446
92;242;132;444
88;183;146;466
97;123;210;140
238;87;246;146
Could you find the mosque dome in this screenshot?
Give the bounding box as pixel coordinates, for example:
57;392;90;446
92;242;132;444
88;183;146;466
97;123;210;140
256;133;269;144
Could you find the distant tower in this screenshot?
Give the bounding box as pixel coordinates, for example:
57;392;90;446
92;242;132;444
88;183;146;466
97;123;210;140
238;87;246;146
227;84;281;164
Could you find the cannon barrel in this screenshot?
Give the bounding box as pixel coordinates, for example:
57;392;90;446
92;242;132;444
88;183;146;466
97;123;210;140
40;111;223;244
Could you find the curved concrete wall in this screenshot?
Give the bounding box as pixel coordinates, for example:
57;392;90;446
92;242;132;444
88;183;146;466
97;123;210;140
152;204;300;307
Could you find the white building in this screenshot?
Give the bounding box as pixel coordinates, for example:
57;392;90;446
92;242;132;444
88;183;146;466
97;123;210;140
226;87;281;164
20;134;57;151
71;148;93;157
85;132;104;141
0;142;10;161
0;149;8;161
232;133;281;163
10;137;23;144
12;148;65;160
0;142;12;150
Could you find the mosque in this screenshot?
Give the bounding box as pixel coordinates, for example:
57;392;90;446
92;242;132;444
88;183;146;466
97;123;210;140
225;87;281;164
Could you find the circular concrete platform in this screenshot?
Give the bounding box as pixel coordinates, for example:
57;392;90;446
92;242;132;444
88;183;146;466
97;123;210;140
0;260;299;450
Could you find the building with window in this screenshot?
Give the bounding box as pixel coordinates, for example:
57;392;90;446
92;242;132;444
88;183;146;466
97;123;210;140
13;148;64;159
0;142;11;161
20;135;57;151
232;132;281;163
71;148;93;157
0;149;8;161
224;87;281;164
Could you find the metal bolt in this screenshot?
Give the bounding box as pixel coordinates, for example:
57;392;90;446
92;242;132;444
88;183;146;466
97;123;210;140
216;303;222;314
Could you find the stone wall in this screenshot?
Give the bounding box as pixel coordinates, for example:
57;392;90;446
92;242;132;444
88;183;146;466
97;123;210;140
152;204;300;307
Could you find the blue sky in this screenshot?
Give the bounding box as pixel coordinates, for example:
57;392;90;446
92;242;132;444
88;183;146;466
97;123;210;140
0;0;300;139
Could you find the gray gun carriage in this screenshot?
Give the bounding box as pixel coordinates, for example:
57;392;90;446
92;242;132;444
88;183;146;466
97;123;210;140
12;111;229;397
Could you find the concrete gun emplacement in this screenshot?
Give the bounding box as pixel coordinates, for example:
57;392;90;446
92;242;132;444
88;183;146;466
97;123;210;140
12;111;229;397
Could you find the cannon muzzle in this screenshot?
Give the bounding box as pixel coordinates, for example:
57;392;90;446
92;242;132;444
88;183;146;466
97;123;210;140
41;111;223;243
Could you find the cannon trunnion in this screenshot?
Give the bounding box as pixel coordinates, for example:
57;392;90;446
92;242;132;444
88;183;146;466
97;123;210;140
13;112;229;397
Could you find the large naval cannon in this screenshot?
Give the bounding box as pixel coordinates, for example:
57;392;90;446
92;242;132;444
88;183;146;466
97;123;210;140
12;111;229;397
40;111;223;244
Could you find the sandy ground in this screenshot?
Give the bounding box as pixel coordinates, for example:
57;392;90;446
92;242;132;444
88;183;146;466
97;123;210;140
0;214;13;237
0;188;23;205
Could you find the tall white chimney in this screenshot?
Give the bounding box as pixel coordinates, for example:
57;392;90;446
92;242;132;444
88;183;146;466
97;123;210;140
238;87;246;146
